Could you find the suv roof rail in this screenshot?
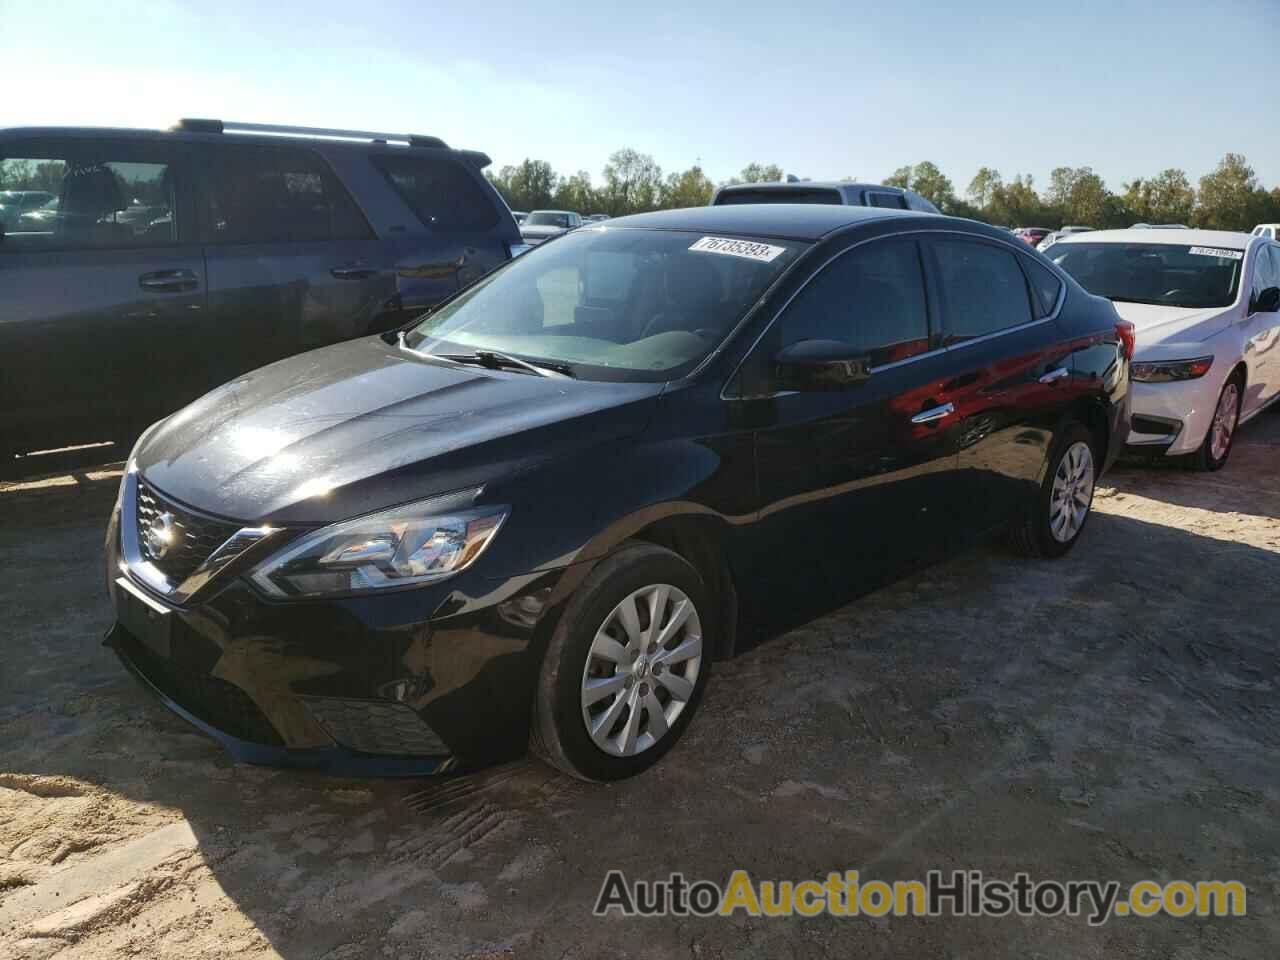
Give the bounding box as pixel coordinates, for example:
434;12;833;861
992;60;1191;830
173;118;449;149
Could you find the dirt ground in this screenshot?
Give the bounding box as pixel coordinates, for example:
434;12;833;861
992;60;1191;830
2;415;1278;959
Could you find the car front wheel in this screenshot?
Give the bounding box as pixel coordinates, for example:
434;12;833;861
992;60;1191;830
1193;375;1242;472
531;542;712;781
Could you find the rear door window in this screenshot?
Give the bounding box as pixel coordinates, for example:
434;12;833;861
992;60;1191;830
372;154;499;231
202;144;370;244
0;142;178;251
1021;257;1064;317
932;238;1036;343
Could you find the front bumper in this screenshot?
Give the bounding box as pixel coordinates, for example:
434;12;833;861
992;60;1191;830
106;506;568;776
1124;377;1218;457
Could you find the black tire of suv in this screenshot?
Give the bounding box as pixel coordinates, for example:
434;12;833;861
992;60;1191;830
530;541;714;782
1008;422;1097;559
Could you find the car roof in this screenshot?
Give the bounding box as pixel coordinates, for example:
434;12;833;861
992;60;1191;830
1051;227;1257;248
528;209;575;215
602;203;933;241
715;180;907;197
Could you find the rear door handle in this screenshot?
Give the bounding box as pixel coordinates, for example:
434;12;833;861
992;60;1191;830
1038;367;1069;384
911;402;955;424
330;262;378;280
138;269;198;293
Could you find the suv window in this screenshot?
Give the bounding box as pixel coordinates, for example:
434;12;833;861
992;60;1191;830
933;238;1035;342
866;192;907;209
372;154;499;231
1021;257;1064;317
204;145;370;244
773;238;931;368
0;146;176;251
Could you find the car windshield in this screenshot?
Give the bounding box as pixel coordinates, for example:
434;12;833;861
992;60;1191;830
1046;242;1244;309
406;227;804;382
527;212;570;227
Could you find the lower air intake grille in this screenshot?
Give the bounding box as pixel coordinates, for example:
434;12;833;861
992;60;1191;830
305;698;448;756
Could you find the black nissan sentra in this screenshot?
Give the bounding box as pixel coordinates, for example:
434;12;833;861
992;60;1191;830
106;205;1131;781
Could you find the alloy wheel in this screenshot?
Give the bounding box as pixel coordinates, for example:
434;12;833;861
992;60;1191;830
1209;382;1239;462
580;583;703;757
1049;441;1094;544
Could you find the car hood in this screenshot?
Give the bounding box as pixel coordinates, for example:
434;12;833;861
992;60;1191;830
1108;301;1232;346
135;337;664;525
520;224;567;239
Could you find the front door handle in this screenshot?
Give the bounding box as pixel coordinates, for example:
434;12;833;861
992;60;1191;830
911;402;955;424
330;262;378;280
1038;367;1069;385
139;269;198;293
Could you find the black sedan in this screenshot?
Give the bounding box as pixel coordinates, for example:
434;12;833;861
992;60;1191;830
105;205;1131;781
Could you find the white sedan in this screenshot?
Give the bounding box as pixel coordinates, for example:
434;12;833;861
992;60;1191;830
1045;228;1280;470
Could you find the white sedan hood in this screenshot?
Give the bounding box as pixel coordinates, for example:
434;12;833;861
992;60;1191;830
1108;301;1231;347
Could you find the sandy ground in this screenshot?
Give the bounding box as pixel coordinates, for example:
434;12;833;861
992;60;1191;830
1;415;1278;959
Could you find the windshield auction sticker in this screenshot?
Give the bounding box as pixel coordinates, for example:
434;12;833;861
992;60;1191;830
1187;246;1244;260
689;236;788;263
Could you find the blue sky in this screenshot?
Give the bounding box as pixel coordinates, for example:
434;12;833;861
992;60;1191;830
3;0;1278;195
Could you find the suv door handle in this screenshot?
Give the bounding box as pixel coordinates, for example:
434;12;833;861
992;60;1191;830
330;263;378;280
139;269;198;293
911;402;955;424
1038;367;1069;385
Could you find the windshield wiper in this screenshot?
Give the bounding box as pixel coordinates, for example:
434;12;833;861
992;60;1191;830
438;350;575;378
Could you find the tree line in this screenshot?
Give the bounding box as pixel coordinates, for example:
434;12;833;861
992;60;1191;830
487;150;1280;232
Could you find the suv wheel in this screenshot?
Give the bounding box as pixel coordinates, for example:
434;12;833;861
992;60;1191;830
531;542;712;781
1009;423;1096;559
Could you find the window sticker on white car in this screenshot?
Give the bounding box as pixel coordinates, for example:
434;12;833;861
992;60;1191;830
1188;246;1244;260
688;236;788;263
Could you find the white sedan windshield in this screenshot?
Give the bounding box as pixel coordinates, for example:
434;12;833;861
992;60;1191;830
1048;242;1243;309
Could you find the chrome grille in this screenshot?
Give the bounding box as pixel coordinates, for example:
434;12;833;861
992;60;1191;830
135;481;240;585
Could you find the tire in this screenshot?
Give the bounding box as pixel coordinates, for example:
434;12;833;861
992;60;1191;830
1191;373;1243;472
1008;423;1097;559
531;541;713;782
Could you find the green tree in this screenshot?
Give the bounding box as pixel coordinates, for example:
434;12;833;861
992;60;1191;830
552;170;596;213
660;164;715;209
1045;166;1112;226
1120;168;1195;225
1195;154;1267;230
487;159;558;212
988;174;1049;227
601;148;664;216
883;161;957;212
730;163;784;185
967;167;1003;210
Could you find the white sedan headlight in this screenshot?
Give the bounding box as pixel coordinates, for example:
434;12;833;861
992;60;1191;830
250;488;508;599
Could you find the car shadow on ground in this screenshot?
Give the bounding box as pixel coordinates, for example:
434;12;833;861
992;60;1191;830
2;477;1279;958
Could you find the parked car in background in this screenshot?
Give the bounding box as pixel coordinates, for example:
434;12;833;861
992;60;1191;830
106;203;1128;780
1044;228;1280;470
1037;226;1095;251
711;181;940;214
0;188;55;228
1252;224;1279;241
511;210;528;224
520;209;581;244
1014;227;1051;247
586;213;610;222
0;119;521;470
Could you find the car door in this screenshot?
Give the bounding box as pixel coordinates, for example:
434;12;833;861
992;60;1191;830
0;136;204;455
923;235;1079;543
740;235;960;599
197;142;394;393
1242;243;1280;415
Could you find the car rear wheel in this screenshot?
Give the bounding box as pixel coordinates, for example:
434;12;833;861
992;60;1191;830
531;542;712;781
1192;375;1242;472
1009;423;1096;559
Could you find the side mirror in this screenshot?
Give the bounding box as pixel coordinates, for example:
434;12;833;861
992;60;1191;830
1252;286;1280;314
774;339;872;391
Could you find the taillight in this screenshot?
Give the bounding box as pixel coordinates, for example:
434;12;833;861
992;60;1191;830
1115;320;1136;361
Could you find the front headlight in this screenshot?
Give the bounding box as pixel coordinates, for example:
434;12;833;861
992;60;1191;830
249;488;508;599
1130;356;1214;383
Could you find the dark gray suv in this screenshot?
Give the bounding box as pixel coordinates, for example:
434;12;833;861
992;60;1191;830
0;119;521;470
